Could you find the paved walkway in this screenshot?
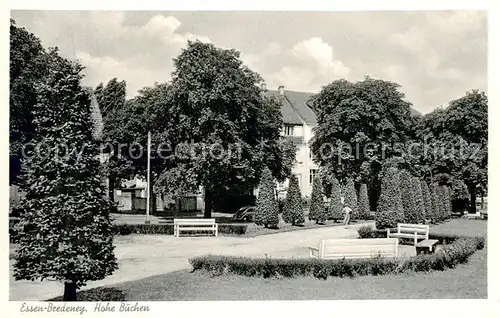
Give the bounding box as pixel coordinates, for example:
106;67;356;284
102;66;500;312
10;222;404;301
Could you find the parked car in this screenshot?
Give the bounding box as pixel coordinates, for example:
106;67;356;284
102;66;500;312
232;206;256;222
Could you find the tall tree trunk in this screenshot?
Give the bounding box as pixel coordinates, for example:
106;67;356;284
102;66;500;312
152;193;157;216
63;281;77;301
469;185;477;214
204;189;213;218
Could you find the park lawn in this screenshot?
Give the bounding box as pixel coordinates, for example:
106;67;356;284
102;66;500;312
52;218;487;301
58;248;486;301
430;218;487;237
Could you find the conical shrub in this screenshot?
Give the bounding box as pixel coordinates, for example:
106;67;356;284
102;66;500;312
328;177;343;222
283;174;304;225
412;176;426;224
309;175;325;224
399;170;419;223
420;180;432;223
254;168;279;228
429;183;440;223
443;186;452;218
343;178;358;220
376;167;404;229
358;183;370;220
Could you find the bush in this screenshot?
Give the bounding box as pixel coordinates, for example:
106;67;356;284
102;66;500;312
189;234;484;279
436;186;447;221
412;177;426;224
420;180;432;222
112;223;248;236
430;183;440;223
376;167;404;229
309;175;325;223
444;186;452;218
254;168;279;228
328;177;343;221
358;183;370;220
357;225;375;238
399;170;419;224
343;179;358;220
282;174;305;226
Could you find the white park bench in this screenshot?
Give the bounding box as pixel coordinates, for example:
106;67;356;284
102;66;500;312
309;238;399;259
173;218;218;237
386;223;429;245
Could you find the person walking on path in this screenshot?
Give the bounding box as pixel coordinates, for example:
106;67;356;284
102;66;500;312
342;204;352;227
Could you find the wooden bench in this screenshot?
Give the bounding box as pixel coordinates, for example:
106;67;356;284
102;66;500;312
386;223;429;245
173;219;218;237
415;239;439;255
309;238;399;259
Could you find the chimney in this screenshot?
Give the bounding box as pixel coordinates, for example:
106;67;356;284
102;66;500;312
261;82;267;91
278;85;284;96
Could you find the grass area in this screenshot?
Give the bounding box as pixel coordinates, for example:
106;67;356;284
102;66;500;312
430;218;487;237
58;248;486;301
50;218;486;301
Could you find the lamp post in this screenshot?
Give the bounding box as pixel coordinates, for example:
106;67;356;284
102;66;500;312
145;131;151;224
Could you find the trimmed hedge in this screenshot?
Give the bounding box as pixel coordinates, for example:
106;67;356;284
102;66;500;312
189;235;484;280
112;223;248;236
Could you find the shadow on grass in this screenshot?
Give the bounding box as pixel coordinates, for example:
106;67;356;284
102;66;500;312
48;287;126;302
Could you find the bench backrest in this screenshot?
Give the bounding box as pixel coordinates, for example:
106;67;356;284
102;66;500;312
174;218;216;226
397;223;429;236
317;238;398;259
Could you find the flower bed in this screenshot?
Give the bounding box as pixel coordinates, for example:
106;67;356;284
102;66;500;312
189;235;484;280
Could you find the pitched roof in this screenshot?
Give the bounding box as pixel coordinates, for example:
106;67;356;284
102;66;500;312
265;89;317;125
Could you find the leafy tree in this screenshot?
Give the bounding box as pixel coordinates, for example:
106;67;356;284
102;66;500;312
420;180;432;222
254;168;279;228
309;174;325;223
94;78;131;202
358;183;370;220
13;50;117;301
376;167;404;229
418;90;487;214
10;19;46;184
310;77;414;207
412;177;426;224
328;176;343;221
151;41;293;218
282;174;304;225
343;178;358;220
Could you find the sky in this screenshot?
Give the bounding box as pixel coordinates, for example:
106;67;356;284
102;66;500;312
11;10;487;114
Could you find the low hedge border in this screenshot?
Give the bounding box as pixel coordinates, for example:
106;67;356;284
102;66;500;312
9;220;248;243
112;223;248;236
188;235;485;280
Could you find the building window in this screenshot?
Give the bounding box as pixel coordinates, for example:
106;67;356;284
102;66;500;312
284;125;294;136
309;169;318;184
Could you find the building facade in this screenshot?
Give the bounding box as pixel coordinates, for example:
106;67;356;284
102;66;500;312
264;85;319;198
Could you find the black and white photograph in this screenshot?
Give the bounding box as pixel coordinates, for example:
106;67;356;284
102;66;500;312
6;3;495;312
